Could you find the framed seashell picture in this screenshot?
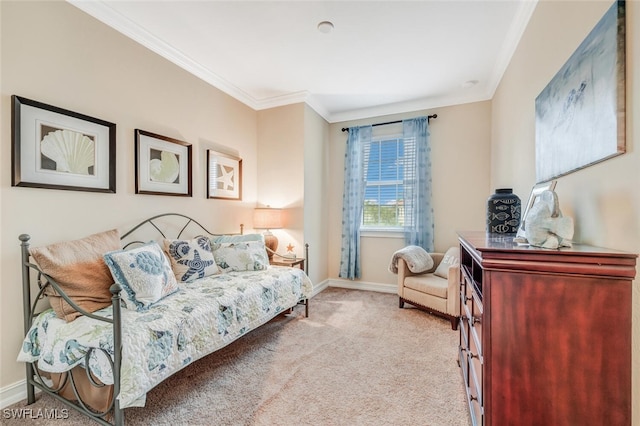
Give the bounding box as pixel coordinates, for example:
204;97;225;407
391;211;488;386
135;129;192;196
11;95;116;193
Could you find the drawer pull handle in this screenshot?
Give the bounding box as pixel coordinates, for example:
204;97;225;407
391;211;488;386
470;395;478;402
472;316;481;325
469;352;478;359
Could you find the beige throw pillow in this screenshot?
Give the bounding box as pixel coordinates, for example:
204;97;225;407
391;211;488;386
29;229;121;322
434;246;460;279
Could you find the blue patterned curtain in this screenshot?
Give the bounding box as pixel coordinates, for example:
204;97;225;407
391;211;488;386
339;125;372;279
402;117;434;251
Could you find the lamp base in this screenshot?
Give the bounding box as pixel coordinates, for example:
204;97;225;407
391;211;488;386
264;232;278;260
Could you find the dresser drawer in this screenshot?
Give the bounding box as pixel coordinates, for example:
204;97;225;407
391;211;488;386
463;272;483;357
468;386;483;426
465;349;484;426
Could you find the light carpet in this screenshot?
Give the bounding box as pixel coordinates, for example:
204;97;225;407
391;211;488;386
5;288;470;425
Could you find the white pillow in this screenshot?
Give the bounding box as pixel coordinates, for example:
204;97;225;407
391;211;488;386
434;246;460;279
163;235;220;283
103;241;179;311
212;240;269;273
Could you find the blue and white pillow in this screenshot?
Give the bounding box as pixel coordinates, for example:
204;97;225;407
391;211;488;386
212;240;269;273
103;241;179;311
163;235;220;282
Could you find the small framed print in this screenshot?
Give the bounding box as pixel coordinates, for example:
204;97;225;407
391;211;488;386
11;95;116;193
135;129;192;196
207;150;242;200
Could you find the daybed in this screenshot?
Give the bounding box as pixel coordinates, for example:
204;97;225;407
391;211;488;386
17;213;313;425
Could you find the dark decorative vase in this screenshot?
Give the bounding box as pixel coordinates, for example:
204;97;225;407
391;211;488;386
487;188;521;234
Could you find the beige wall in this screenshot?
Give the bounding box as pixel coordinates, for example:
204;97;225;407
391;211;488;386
256;104;305;259
256;103;330;286
492;0;640;422
328;101;492;287
0;1;259;392
303;105;330;286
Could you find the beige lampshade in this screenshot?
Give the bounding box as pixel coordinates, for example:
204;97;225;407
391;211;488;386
253;208;283;230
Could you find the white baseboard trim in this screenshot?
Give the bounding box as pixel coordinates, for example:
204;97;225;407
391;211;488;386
328;278;396;294
1;278;391;410
310;279;329;296
0;379;38;409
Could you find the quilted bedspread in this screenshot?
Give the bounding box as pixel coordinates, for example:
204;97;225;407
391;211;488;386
17;266;312;408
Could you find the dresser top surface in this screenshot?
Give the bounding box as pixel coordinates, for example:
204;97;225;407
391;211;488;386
457;231;637;259
457;231;637;278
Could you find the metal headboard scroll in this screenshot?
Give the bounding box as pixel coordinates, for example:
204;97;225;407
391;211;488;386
120;213;244;249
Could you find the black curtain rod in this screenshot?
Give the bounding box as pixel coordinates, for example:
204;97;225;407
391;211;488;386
341;114;437;132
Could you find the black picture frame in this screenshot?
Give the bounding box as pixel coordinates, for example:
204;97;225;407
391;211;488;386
11;95;116;193
135;129;192;196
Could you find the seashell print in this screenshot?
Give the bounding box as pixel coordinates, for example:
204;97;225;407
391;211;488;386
149;151;180;183
40;129;95;175
169;241;191;259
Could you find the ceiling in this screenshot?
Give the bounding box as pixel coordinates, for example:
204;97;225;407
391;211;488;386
69;0;538;123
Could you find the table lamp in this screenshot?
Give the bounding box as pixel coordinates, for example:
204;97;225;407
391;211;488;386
253;207;283;260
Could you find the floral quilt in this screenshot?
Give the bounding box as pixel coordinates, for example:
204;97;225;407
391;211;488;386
17;266;312;408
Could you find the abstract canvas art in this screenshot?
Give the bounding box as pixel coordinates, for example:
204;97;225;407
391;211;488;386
535;0;625;182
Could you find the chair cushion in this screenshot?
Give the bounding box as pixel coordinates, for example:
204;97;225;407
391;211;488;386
434;246;460;279
404;274;448;299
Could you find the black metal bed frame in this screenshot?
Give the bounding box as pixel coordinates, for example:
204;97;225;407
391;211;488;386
19;213;250;425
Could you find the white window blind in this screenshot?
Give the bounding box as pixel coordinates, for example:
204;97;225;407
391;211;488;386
362;134;416;228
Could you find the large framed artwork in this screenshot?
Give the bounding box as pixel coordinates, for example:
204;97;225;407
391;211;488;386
535;0;625;183
135;129;192;196
11;95;116;193
207;150;242;200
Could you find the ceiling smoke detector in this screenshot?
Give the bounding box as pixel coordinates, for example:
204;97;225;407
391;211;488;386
317;21;334;34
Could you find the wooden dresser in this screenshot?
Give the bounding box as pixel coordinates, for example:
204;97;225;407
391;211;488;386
457;231;637;426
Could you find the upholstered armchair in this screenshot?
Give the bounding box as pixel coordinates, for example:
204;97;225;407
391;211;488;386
397;248;460;330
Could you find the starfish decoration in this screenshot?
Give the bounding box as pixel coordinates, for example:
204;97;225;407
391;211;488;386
217;165;235;190
286;243;295;252
177;249;214;282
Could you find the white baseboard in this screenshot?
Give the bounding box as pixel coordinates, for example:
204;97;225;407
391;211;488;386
1;278;392;410
328;278;396;294
310;278;329;296
0;379;38;409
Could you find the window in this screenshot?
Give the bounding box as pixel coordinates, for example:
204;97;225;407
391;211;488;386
362;134;416;229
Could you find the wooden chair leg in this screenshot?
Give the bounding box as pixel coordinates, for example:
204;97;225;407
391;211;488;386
399;297;404;308
450;316;459;330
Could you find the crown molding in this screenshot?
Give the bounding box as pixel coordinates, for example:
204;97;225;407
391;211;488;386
67;0;260;109
325;91;492;124
67;0;536;125
485;0;538;98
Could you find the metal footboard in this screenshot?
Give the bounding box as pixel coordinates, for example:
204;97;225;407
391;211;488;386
20;234;124;426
